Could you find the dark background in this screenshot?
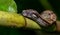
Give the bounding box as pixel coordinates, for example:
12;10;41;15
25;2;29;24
0;0;60;35
14;0;60;20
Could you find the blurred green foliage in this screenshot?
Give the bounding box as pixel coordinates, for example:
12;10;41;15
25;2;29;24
0;0;60;35
0;0;17;13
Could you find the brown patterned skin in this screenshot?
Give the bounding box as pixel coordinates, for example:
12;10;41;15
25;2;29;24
40;10;57;24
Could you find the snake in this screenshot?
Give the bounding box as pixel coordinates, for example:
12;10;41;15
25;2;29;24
22;9;57;27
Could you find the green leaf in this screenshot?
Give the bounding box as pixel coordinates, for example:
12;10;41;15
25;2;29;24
0;0;17;13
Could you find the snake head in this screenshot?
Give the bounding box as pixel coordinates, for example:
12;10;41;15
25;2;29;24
22;9;39;18
22;9;57;27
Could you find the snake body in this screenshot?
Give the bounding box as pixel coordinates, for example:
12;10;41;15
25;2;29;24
22;9;57;27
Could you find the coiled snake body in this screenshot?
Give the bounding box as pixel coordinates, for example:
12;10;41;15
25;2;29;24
22;9;57;27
